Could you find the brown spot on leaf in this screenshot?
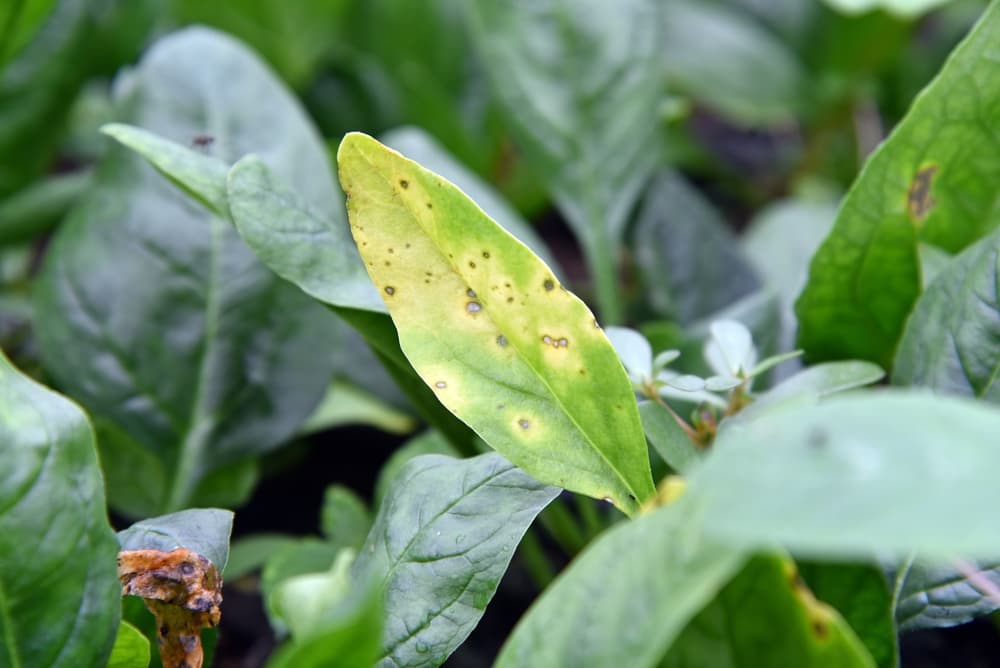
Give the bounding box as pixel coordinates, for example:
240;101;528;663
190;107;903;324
811;620;828;639
482;251;491;259
543;279;555;291
118;548;222;668
908;164;939;223
399;179;409;189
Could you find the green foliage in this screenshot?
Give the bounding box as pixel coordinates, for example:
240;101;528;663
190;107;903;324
0;350;121;667
8;2;1000;666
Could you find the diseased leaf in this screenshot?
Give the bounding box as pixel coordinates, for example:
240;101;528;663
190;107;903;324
796;3;1000;367
662;555;875;668
381;126;560;273
894;558;1000;631
894;227;1000;401
0;351;121;667
798;562;898;668
633;172;760;324
33;27;341;515
338;132;655;513
117;508;234;574
690;390;1000;559
106;620;150;668
467;0;664;322
495;498;744;668
354;453;559;668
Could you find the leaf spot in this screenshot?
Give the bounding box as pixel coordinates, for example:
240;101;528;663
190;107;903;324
399;179;409;189
497;403;505;410
543;279;555;291
466;301;482;313
467;288;477;298
907;164;938;223
556;337;569;348
469;261;477;269
482;251;491;259
435;381;447;389
387;247;394;254
542;335;553;345
497;335;508;347
518;418;530;429
384;286;395;296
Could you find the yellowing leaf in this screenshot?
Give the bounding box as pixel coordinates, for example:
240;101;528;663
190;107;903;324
337;133;653;515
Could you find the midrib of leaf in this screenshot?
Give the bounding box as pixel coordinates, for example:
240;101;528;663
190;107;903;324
0;576;23;668
357;149;643;504
165;215;225;512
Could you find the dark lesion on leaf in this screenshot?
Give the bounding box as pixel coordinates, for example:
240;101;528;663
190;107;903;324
118;548;222;668
907;164;939;223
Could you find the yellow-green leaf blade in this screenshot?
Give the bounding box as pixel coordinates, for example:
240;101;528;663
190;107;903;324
337;132;653;515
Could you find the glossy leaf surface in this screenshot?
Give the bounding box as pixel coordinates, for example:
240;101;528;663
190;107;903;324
117;508;234;573
796;3;1000;367
0;351;120;667
338;132;654;514
33;27;340;515
353;453;559;668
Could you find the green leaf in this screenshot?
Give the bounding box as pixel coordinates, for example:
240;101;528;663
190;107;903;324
798;561;898;668
100;123;230;216
273;549;356;638
824;0;950;18
381;126;561;273
354;453;559;668
660;1;806;125
633;172;761;324
605;326;653;386
0;351;121;667
894;227;1000;401
226;534;300;580
690;390;1000;559
663;555;875;668
172;0;350;89
0;0;154;195
228;155;385;312
106;620;150;668
266;565;382;668
299;379;416;436
734;360;885;423
338;132;655;513
893;558;1000;631
638;400;701;473
320;485;371;551
0;169;92;245
117;508;234;573
467;0;664;323
495;499;745;668
33;27;342;515
796;3;1000;368
374;430;459;508
262;539;340;632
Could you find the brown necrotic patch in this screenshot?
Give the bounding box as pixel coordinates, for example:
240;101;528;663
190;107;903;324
907;164;939;223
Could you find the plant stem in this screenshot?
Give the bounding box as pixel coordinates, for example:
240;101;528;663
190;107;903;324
538;498;586;555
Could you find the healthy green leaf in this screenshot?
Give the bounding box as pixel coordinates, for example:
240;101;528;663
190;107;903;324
117;508;234;574
796;2;1000;368
262;539;341;632
893;558;1000;631
495;498;745;668
354;453;559;668
266;565;382;668
467;0;664;322
33;27;342;515
798;561;898;668
633;172;761;324
691;390;1000;559
638;400;701;473
320;485;371;551
662;555;875;668
227;155;385;312
338;132;655;513
374;430;459;508
0;169;92;245
894;226;1000;401
299;379;416;436
660;1;806;125
381;126;561;273
0;350;121;667
824;0;950;18
226;534;300;580
734;360;885;423
105;620;150;668
273;549;356;638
